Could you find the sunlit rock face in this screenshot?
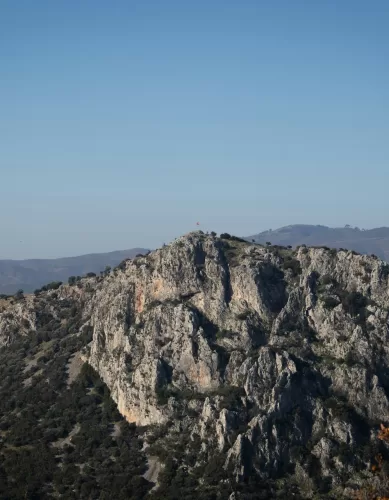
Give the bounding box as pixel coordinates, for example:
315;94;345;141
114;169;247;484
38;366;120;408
3;232;389;485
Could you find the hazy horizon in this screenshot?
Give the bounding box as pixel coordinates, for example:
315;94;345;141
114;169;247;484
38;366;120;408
1;1;389;259
1;222;389;260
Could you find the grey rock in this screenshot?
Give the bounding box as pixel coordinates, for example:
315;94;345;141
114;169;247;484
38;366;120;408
2;231;389;488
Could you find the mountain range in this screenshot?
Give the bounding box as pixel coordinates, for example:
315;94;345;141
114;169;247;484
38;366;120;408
0;248;148;295
248;224;389;260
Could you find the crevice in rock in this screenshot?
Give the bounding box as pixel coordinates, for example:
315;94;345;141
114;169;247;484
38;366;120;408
218;243;233;306
255;264;288;315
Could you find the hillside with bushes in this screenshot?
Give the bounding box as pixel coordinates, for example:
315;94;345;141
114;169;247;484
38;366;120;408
2;232;389;498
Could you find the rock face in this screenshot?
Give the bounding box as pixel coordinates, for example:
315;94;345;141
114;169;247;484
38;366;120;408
0;283;90;347
3;232;389;493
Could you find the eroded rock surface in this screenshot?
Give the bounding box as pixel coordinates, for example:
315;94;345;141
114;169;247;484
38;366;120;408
2;232;389;494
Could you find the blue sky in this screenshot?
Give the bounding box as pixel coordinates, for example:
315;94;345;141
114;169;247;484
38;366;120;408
1;1;388;258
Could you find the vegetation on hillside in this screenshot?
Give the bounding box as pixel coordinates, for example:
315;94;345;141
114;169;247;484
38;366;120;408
0;295;150;499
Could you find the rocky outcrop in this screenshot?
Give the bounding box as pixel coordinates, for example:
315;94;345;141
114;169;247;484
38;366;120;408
0;280;93;346
3;232;389;493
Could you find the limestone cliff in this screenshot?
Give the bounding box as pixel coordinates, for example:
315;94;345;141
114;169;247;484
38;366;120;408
2;232;389;496
85;233;389;491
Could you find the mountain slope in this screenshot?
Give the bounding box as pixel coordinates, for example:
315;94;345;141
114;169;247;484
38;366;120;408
247;224;389;261
2;233;389;498
0;281;152;499
0;248;148;295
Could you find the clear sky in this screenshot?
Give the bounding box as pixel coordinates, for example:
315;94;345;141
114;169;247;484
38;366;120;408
1;1;388;259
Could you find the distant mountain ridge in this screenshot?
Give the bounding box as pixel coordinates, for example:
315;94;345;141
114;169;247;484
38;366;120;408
3;224;389;295
247;224;389;261
0;248;148;294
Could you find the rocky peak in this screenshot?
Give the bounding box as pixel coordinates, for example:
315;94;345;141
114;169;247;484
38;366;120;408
2;232;389;496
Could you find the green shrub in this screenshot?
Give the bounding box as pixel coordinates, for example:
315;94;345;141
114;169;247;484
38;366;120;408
156;386;171;405
321;275;334;286
14;289;24;300
341;291;367;317
212;386;245;410
236;310;250;320
322;297;340;309
216;329;234;340
344;351;359;366
117;259;130;271
282;257;302;276
42;281;62;291
230;235;247;243
147;300;162;310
